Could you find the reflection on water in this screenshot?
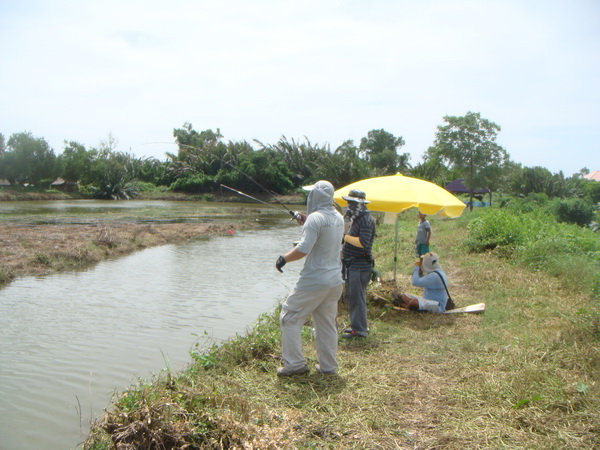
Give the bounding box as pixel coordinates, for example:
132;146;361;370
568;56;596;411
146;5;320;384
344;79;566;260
0;215;302;450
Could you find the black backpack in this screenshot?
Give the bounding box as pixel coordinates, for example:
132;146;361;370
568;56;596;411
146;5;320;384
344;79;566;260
433;270;456;311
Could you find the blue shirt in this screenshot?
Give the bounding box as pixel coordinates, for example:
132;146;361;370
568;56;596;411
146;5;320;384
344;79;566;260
411;266;449;311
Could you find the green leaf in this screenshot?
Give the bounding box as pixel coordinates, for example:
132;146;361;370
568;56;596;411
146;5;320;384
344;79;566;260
514;395;542;408
577;382;589;395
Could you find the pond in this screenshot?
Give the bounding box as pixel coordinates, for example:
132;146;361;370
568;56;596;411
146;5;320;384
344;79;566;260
0;200;303;450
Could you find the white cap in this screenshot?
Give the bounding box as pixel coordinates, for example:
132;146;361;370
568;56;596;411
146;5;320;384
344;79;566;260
302;180;334;196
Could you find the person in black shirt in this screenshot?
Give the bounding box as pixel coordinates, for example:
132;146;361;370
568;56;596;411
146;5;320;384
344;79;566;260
341;189;376;338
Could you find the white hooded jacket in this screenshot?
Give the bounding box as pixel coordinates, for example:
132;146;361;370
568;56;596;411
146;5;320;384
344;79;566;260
294;181;344;291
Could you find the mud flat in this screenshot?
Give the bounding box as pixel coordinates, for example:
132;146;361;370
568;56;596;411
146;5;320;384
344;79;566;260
0;222;242;285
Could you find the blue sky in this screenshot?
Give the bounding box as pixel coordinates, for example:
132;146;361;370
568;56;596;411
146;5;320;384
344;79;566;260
1;0;598;177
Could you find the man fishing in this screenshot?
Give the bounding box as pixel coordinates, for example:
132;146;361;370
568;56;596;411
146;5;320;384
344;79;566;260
341;189;376;338
274;180;344;376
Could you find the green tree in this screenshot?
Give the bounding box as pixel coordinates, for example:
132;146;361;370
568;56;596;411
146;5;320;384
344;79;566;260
170;124;297;194
0;133;6;154
567;171;600;203
57;141;97;184
359;129;410;175
582;180;600;203
3;132;58;185
169;124;229;181
430;112;509;209
410;148;460;185
75;136;138;199
129;157;174;187
216;145;294;195
257;136;332;188
0;151;17;184
510;166;568;198
312;140;371;188
553;198;595;227
87;148;137;199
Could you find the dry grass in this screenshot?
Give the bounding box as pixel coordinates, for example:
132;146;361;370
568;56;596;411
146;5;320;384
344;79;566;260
0;222;242;285
81;212;599;449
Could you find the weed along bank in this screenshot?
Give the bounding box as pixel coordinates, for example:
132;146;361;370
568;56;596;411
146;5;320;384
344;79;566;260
82;208;599;449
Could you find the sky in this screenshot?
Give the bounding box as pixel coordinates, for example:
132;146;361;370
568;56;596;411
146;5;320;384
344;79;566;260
1;0;598;177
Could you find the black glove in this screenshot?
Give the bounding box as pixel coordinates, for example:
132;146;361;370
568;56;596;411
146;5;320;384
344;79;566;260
276;255;287;273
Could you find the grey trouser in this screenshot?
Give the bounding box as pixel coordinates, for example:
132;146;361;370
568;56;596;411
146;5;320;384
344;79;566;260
346;268;371;336
280;284;343;373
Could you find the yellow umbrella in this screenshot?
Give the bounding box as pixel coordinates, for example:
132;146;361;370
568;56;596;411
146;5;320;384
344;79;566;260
334;174;466;281
335;174;466;217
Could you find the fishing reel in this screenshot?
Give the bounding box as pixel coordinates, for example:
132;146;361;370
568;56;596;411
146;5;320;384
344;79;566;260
291;211;306;225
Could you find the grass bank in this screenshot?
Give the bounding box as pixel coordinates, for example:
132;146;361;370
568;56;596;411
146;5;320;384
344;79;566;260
82;209;599;449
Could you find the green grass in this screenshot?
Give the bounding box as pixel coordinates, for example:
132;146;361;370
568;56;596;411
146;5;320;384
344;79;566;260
83;208;600;449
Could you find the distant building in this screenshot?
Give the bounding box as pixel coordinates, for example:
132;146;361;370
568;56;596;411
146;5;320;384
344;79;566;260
445;178;492;206
0;179;11;187
583;171;600;182
50;178;78;192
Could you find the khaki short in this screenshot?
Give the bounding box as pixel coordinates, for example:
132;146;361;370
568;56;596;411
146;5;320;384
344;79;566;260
405;293;442;313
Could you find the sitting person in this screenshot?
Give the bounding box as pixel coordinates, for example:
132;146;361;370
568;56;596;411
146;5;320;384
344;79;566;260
394;252;449;313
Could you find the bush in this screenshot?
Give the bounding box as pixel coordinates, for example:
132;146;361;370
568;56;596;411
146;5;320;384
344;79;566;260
91;182;139;200
465;210;532;253
130;181;168;193
466;208;600;296
582;179;600;203
501;193;549;214
196;311;281;370
592;271;600;300
552;198;595;227
169;174;215;193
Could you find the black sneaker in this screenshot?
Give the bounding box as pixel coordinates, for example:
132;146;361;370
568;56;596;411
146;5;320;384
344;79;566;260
344;327;369;334
342;330;366;339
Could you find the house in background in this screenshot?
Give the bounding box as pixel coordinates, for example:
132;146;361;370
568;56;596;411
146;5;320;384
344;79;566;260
583;171;600;182
50;178;78;192
445;178;492;207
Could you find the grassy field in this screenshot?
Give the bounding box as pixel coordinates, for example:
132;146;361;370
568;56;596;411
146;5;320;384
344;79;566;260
84;209;599;449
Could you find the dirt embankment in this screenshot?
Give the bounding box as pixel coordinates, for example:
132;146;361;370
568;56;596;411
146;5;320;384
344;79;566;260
0;222;241;285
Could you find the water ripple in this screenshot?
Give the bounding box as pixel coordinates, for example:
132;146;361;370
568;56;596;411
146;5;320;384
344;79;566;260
0;221;302;450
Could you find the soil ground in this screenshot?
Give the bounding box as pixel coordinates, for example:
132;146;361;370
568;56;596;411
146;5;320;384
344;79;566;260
0;222;241;284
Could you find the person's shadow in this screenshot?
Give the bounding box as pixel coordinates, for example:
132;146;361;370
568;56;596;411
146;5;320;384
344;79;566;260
276;366;347;397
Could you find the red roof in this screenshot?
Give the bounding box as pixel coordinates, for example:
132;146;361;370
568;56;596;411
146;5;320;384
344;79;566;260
583;171;600;182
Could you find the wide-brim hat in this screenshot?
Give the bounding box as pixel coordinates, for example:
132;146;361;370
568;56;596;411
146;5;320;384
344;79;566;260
342;189;370;204
421;252;441;273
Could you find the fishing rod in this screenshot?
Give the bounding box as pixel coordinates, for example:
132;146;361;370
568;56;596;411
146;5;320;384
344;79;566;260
220;184;293;216
172;142;303;222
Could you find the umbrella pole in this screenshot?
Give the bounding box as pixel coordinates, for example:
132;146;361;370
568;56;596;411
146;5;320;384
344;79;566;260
394;214;399;284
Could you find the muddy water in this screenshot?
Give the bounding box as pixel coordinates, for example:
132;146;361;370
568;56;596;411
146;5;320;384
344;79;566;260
0;202;304;450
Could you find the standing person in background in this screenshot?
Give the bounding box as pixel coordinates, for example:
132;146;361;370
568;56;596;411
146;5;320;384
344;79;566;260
275;180;344;376
415;212;431;257
341;189;376;339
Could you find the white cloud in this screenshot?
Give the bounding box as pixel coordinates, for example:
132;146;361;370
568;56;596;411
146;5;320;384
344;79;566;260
1;0;598;176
